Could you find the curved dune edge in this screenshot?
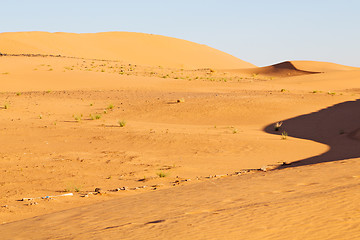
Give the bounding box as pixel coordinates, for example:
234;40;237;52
225;60;359;78
264;99;360;168
0;31;256;69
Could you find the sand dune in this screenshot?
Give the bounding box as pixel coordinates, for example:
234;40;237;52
0;31;255;69
1;31;360;239
265;99;360;168
1;156;359;240
225;60;359;78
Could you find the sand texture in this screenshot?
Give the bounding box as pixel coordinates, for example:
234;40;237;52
0;32;359;239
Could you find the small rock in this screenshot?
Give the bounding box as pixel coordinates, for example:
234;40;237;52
260;166;269;172
95;188;106;194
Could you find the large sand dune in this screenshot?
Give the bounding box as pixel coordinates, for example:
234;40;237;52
0;32;360;239
226;60;360;78
0;31;255;69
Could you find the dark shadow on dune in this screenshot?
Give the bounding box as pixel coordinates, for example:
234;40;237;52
264;99;360;169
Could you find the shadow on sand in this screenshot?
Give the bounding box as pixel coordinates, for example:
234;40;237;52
264;99;360;169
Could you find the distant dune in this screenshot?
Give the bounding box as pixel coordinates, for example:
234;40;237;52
225;60;359;77
0;31;255;69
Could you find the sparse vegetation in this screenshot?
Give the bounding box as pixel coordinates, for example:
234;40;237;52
157;171;167;178
274;122;283;131
118;120;126;127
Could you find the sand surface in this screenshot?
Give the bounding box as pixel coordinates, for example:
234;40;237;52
0;32;359;239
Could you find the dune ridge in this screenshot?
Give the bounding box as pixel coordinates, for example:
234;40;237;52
0;31;255;69
225;60;359;78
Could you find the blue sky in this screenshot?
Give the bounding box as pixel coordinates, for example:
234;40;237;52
1;0;359;67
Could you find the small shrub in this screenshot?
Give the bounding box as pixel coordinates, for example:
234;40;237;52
118;120;126;127
4;104;8;109
176;98;185;103
281;89;286;92
157;172;167;178
274;122;283;131
108;104;114;110
281;131;288;140
16;92;21;96
95;114;101;120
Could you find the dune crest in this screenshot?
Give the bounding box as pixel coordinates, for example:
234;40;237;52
226;60;359;78
0;31;255;69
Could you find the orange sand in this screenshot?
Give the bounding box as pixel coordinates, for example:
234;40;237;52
0;32;359;239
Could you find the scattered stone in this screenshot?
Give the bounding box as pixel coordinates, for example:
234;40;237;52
1;205;8;208
95;188;106;194
260;166;269;172
26;202;38;206
81;194;89;198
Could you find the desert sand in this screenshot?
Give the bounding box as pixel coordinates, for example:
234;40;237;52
0;32;359;239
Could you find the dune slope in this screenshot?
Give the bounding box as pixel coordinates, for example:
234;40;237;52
225;60;359;78
0;31;255;69
1;157;359;240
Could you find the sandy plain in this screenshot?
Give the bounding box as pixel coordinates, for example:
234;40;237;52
0;32;359;239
